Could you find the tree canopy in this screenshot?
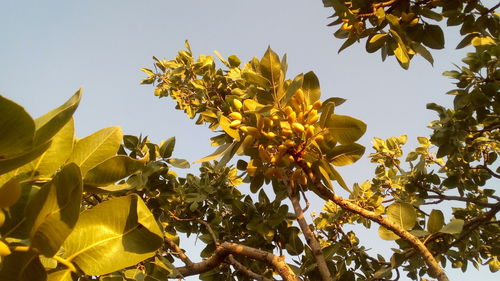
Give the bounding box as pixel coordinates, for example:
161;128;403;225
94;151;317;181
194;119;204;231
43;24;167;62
0;1;498;281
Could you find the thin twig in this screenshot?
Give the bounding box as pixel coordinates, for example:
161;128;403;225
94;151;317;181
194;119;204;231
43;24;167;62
227;255;273;281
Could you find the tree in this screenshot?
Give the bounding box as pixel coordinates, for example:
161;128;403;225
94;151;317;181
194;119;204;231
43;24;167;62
0;1;498;281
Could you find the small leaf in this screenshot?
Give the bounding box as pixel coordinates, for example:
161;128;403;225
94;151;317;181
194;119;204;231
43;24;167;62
427;209;445;233
194;143;232;163
260;47;282;86
456;33;480;49
422;25;445;49
378;226;400;240
159;137;176;158
168;158;190;169
338;37;357;53
303;71;321;105
440;219;464;234
0;178;21;208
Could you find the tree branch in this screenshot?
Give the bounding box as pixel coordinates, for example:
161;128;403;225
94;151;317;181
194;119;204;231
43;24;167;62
313;184;449;281
285;181;332;281
171;242;300;281
227;255;273;281
424;194;497;208
163;236;194;268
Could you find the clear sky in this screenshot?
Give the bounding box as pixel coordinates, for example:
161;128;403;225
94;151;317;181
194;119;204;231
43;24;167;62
1;1;496;280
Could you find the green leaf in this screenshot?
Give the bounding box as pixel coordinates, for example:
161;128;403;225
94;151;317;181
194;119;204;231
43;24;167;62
283;73;304;104
378;226;400;240
393;43;410;69
422;25;445;49
0;250;47;281
366;33;388;53
62;194;163;276
0;178;21;208
303;71;321;105
194;143;232;163
159;137;176;158
420;8;443;21
242;70;270;88
456;33;480;49
84;155;145;186
67;126;123;176
219;115;241;141
167;158;190;169
0;141;52;174
412;43;434;65
25;118;75;177
387;203;417;230
330;166;350;193
327;143;365;166
285;227;304;255
33;89;81;146
27;163;83;257
0;95;35;158
440;219;464;234
325;114;367;144
427;209;445;233
260;47;282;87
338;37;357;53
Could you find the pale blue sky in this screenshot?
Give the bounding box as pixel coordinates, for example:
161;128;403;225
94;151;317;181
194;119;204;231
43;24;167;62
1;1;496;280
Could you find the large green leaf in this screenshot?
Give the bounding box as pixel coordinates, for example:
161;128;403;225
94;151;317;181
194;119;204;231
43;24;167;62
62;194;163;275
427;209;444;233
26;163;83;257
84;155;145;187
303;71;321;105
387;203;417;229
379;203;417;240
24;119;75;177
259;47;282;87
327;143;365;166
67;126;122;175
0;141;52;175
325;114;366;144
33;89;81;146
0;95;35;158
0;250;47;281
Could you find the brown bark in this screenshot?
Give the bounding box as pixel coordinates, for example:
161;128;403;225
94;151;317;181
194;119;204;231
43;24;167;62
167;241;300;281
286;183;332;281
314;184;450;281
